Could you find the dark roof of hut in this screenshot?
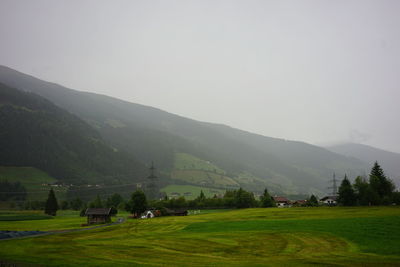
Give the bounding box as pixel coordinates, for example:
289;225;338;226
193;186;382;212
85;208;112;216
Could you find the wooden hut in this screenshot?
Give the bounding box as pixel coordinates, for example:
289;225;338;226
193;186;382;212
85;208;112;225
165;208;188;216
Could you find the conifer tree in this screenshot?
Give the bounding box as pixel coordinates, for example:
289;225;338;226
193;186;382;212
234;188;256;208
353;176;370;206
44;188;59;216
338;175;356;206
308;195;319;207
369;161;395;203
128;190;147;217
260;188;275;207
198;190;206;201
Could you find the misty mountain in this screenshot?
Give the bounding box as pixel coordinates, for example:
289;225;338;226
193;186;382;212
327;143;400;185
0;82;148;185
0;65;368;194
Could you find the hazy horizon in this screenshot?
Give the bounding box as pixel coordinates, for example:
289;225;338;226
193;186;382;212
1;0;399;153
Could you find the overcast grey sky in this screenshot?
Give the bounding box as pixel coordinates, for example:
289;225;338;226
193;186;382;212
1;0;399;152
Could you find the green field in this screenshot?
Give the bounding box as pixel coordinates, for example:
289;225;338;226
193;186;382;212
0;211;53;221
0;166;66;201
172;153;238;189
171;170;239;187
161;185;225;199
174;153;226;174
0;210;85;231
0;207;399;266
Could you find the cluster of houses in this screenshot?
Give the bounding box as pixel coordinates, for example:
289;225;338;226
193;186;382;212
273;195;338;207
140;208;188;218
169;192;192;198
83;195;337;225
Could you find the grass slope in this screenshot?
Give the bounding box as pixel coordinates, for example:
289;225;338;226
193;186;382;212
172;153;239;189
0;210;81;231
0;211;53;221
0;166;61;201
174;153;225;174
0;207;399;266
171;170;239;188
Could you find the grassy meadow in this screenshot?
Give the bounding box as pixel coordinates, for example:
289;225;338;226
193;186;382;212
174;153;226;174
0;207;399;266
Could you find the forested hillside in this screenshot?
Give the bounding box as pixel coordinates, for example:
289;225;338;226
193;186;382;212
0;83;148;185
327;143;400;186
0;66;368;194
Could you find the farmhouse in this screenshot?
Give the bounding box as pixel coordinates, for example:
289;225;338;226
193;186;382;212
293;199;308;206
141;210;162;219
320;196;338;206
273;196;291;207
85;208;112;225
142;210;155;219
165;208;188;216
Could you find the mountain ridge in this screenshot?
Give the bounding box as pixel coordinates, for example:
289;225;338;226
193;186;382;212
0;82;148;185
0;65;369;195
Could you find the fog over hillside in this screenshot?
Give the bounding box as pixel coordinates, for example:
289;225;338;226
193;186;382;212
1;0;399;153
0;66;369;195
327;143;400;186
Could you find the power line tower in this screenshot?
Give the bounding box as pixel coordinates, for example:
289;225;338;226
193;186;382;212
146;161;158;200
328;173;338;196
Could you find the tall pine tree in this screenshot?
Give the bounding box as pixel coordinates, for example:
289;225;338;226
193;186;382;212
44;188;59;216
128;190;147;217
338;175;356;206
308;195;319;207
369;161;395;204
260;188;275;207
353;176;370;206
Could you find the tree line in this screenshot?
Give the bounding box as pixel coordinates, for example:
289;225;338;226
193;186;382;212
41;161;399;216
338;161;399;206
0;180;27;201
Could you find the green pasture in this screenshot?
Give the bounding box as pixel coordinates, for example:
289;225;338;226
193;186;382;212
174;153;225;174
0;207;399;266
171;170;239;187
0;210;53;221
0;210;84;231
161;184;225;199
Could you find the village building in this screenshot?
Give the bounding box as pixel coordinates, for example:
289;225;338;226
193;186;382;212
320;196;338;206
273;196;291;207
292;199;308;207
142;210;155;219
85;208;112;225
141;209;162;219
165;208;188;216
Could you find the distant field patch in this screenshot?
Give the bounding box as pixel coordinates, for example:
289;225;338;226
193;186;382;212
105;119;126;128
174;153;225;174
160;185;225;199
0;166;62;201
0;210;85;231
0;212;53;221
